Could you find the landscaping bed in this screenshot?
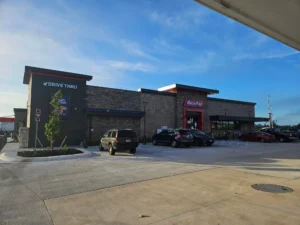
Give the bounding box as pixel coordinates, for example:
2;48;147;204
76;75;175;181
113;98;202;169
17;149;83;157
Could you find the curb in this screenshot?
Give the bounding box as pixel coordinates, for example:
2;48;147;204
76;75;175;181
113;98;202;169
0;148;98;163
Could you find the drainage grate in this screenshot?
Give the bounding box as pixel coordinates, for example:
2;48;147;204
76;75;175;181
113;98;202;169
251;184;293;193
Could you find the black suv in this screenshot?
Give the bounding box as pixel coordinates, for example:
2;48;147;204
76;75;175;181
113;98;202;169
152;129;194;148
100;129;139;155
189;129;214;146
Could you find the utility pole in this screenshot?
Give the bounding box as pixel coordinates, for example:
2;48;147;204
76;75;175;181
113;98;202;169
267;95;273;128
142;102;147;145
248;110;252;132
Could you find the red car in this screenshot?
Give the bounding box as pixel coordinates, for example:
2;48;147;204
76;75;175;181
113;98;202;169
240;132;276;142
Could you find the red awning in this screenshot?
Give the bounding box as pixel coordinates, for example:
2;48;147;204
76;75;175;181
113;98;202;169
0;117;15;123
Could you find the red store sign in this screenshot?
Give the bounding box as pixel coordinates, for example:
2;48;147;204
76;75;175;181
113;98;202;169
184;99;204;108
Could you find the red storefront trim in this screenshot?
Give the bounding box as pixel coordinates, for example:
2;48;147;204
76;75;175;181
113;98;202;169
183;108;204;131
32;72;87;81
0;117;15;122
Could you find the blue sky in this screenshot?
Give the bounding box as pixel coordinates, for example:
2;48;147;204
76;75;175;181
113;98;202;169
0;0;299;125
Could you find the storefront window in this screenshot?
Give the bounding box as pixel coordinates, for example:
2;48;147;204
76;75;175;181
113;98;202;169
234;121;241;130
228;121;234;130
211;121;239;130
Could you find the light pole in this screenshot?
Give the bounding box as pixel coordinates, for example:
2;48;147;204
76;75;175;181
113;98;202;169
142;102;147;145
248;111;252;132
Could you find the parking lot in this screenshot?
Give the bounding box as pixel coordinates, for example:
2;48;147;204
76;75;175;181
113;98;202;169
1;140;300;225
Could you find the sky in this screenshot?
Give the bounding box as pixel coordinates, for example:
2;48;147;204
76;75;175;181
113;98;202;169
0;0;299;125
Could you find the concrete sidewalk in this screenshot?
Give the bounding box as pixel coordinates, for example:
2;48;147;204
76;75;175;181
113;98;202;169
1;142;300;224
45;167;300;225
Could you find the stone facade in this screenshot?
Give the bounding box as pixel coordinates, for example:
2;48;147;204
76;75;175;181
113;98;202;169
176;90;209;131
87;86;140;110
140;92;176;138
13;108;27;138
21;66;263;147
86;86;142;143
207;97;256;134
26;76;32;128
19;127;29;148
88;116;141;143
86;86;258;143
207;98;255;118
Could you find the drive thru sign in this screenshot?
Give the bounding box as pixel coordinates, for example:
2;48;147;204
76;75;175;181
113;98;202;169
35;109;41;122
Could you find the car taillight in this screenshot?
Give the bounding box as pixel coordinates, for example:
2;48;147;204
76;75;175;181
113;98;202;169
115;138;118;143
177;134;181;138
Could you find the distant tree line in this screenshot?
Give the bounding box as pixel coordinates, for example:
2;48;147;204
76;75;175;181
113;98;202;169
255;122;300;130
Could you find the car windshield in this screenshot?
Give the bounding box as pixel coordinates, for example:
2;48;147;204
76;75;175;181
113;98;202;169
191;130;206;135
118;130;136;137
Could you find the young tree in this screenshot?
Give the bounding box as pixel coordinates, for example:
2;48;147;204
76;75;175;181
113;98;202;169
45;90;63;151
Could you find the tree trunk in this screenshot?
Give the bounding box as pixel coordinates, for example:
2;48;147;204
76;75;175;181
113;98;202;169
50;140;54;151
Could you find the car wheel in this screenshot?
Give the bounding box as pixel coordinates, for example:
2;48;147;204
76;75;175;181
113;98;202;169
206;142;213;146
109;144;115;155
152;139;158;146
99;144;104;151
196;140;202;146
279;138;284;142
130;149;136;154
171;140;178;148
184;144;191;147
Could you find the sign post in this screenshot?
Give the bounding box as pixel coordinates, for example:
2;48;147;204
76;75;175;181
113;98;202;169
34;109;41;154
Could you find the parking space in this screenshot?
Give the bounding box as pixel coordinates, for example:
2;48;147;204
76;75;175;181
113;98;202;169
1;141;300;224
82;141;300;179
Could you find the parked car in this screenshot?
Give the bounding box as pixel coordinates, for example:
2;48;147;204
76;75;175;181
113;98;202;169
282;130;299;139
260;128;296;142
240;132;276;142
152;129;193;148
99;129;139;155
188;129;214;146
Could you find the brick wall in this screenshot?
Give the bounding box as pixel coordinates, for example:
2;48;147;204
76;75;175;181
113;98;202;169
207;98;255;133
176;90;209;131
86;86;140;110
207;98;255;117
86;86;142;144
14;110;27;134
140;93;176;138
88;116;141;144
26;76;32;128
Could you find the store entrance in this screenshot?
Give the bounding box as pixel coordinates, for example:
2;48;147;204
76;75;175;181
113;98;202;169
184;109;203;130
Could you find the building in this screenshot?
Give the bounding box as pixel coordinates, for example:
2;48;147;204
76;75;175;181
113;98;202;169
13;108;27;135
0;116;15;133
15;66;268;147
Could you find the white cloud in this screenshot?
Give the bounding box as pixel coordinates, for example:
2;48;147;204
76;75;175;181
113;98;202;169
149;8;207;29
233;51;299;60
152;38;192;56
106;61;156;72
253;34;269;47
120;40;158;61
0;92;28;117
0;0;159;116
165;51;216;73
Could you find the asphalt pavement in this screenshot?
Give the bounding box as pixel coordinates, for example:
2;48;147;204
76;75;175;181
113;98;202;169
1;140;300;225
